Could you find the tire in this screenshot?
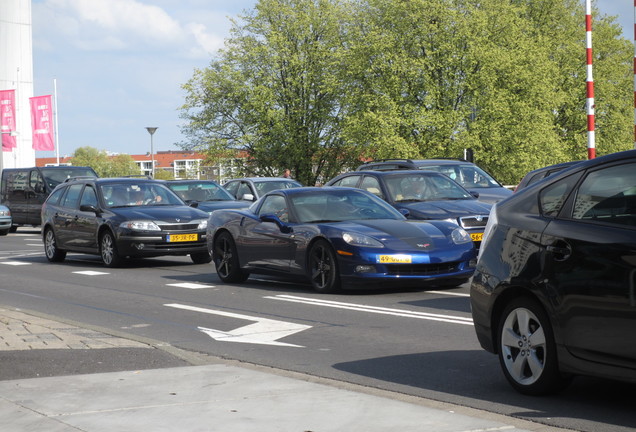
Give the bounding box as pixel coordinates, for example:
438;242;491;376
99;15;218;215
43;228;66;262
191;251;212;264
497;297;570;395
100;231;123;268
307;239;341;293
213;232;249;283
9;226;17;233
0;229;8;236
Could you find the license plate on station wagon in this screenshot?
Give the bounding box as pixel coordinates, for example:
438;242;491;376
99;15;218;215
378;254;412;264
470;232;483;242
167;234;198;242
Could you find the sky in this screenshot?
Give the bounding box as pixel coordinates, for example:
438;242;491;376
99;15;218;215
31;0;633;159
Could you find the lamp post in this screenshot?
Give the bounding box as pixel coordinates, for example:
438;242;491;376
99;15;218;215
145;127;158;178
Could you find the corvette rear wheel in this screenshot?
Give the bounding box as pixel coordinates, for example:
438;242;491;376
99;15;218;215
308;240;341;293
213;231;249;283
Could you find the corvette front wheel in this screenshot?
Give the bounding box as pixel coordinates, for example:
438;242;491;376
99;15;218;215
308;240;341;293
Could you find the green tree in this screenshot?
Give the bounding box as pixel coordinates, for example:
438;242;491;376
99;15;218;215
70;147;139;178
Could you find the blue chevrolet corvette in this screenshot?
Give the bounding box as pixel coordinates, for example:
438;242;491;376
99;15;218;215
206;187;477;293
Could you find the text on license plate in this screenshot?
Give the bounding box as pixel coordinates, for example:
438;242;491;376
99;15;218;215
378;254;412;264
167;233;198;242
470;232;483;242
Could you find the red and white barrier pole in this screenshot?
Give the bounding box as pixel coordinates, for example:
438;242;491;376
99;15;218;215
585;0;595;159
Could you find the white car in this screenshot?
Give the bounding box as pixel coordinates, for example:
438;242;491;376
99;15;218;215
0;204;12;235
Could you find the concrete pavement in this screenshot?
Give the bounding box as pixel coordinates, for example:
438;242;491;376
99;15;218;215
0;305;572;432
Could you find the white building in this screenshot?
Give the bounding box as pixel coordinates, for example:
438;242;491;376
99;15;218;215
0;0;36;170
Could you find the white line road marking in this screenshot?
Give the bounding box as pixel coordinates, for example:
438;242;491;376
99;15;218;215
73;271;110;276
427;290;469;297
166;283;216;289
266;295;473;326
0;261;31;266
26;244;42;247
164;303;312;347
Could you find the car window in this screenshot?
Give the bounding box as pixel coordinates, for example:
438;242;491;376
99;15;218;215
258;194;289;222
331;175;361;188
572;163;636;227
539;172;582;217
255;180;301;195
80;185;98;208
224;181;239;197
61;184;83;209
290;190;402;222
46;187;66;205
236;182;253;199
360;176;383;198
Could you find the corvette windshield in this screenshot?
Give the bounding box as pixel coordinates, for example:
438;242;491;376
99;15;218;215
291;189;403;223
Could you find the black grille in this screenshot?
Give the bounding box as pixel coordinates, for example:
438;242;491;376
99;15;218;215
384;262;460;276
460;216;488;229
158;223;200;231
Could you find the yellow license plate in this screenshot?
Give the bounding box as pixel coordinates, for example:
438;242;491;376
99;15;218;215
378;254;412;264
470;233;483;242
167;233;198;242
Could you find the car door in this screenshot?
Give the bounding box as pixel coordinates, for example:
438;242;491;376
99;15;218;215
238;194;295;271
55;183;84;248
74;184;100;251
541;161;636;366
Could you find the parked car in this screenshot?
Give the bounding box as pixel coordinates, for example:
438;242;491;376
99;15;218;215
223;177;302;201
0;204;11;236
1;165;98;230
207;187;477;293
513;161;581;192
470;149;636;395
164;180;250;213
357;159;512;204
41;177;211;267
325;170;491;247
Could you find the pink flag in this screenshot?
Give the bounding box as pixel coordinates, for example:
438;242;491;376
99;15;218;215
30;95;55;151
0;89;17;152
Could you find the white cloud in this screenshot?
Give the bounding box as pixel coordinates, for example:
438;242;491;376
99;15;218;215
34;0;224;57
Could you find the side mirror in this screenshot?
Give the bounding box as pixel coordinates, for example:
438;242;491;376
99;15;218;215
260;213;293;233
470;191;480;199
399;208;410;218
241;193;255;201
189;202;199;208
80;204;100;214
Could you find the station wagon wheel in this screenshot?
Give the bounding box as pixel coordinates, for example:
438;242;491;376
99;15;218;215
213;231;249;283
100;230;123;268
497;297;569;395
44;228;66;262
308;240;341;293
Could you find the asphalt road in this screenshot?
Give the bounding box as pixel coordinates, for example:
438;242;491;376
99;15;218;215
1;228;635;432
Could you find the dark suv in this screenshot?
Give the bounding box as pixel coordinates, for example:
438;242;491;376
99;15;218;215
357;159;512;204
41;177;211;267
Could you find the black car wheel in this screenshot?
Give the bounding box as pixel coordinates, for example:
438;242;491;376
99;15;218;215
213;231;249;283
44;228;66;262
497;297;569;395
308;240;341;293
191;251;212;264
100;231;123;268
0;229;8;236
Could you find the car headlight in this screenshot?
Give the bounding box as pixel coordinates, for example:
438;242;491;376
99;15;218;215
451;227;472;244
197;219;208;230
120;221;161;231
0;210;10;216
342;232;384;248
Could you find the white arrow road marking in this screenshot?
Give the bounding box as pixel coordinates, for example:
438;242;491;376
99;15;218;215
164;303;312;347
265;295;473;326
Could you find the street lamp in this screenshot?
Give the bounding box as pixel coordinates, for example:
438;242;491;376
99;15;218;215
145;127;158;178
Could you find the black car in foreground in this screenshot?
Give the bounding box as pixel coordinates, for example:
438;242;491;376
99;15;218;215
470;149;636;395
41;177;211;267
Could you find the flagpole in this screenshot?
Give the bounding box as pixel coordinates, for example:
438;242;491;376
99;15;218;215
54;78;60;165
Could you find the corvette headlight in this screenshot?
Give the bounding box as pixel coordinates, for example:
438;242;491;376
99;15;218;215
342;232;384;248
197;219;208;230
120;221;161;231
451;228;472;244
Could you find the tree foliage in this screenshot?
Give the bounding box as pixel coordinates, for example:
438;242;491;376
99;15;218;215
70;146;139;178
179;0;633;185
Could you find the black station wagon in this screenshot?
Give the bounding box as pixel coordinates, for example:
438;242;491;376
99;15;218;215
41;177;211;267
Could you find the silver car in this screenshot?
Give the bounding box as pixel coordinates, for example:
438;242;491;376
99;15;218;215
0;204;12;235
